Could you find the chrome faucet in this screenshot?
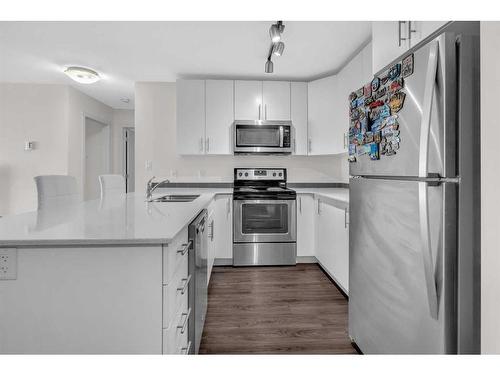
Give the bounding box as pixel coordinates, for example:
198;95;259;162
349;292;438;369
146;176;170;201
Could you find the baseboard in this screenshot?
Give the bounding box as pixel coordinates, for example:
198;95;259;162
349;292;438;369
316;261;349;300
214;258;233;266
296;255;317;263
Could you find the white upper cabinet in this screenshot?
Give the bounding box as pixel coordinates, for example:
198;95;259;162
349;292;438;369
176;80;206;155
308;75;342;155
372;22;410;74
205;80;234;155
234;80;263;120
262;81;291;120
372;21;448;74
290;82;308;155
408;21;448;47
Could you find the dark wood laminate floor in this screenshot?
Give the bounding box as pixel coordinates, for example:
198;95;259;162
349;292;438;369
199;263;357;354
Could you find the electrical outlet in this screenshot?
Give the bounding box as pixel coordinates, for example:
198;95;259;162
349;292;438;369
0;248;17;280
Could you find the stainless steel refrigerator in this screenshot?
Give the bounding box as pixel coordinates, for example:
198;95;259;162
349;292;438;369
348;22;480;354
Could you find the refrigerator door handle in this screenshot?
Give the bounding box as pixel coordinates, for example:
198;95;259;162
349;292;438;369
418;40;440;178
418;181;439;320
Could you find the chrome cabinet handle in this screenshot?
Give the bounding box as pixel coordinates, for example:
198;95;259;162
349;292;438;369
317;199;321;215
293;138;296;153
209;219;214;240
205;137;210;153
177;307;191;334
408;21;417;46
299;197;302;214
177;240;192;256
265;104;267;120
180;341;192;355
258;104;261;120
177;274;192;295
398;21;407;47
344;208;349;228
308;138;312;154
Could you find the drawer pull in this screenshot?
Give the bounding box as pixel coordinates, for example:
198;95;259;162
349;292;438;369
180;341;192;355
177;240;192;256
177;307;191;334
177;274;192;295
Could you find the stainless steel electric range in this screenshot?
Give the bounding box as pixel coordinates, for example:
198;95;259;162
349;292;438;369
232;168;297;266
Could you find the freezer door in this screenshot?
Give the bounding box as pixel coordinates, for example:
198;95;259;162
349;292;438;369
350;32;458;178
349;177;457;354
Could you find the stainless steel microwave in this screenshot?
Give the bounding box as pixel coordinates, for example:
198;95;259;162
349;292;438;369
233;120;293;154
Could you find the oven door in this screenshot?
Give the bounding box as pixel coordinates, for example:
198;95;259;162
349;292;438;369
233;123;291;154
233;199;296;243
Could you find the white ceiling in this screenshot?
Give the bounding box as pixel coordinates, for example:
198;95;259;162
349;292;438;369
0;21;371;109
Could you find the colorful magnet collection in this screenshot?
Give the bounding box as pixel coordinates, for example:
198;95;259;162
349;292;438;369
348;53;414;163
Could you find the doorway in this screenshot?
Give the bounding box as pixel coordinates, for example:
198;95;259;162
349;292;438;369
84;117;110;200
123;127;135;193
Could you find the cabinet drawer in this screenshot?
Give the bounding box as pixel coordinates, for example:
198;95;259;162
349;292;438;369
162;298;190;354
163;253;189;328
163;227;189;284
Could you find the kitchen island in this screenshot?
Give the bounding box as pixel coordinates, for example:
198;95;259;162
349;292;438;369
0;187;348;354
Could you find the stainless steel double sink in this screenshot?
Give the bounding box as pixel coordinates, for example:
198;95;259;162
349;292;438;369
149;194;200;203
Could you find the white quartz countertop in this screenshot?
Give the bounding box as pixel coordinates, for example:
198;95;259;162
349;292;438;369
0;187;347;246
0;189;231;247
294;188;349;210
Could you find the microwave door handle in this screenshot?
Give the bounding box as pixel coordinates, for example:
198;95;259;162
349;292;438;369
279;126;284;148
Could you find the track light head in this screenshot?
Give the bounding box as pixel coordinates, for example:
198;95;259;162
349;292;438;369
273;42;285;57
269;24;281;43
265;59;274;73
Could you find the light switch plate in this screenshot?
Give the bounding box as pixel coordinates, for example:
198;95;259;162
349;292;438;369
0;248;17;280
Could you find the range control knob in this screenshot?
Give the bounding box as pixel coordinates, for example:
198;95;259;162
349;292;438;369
238;172;242;177
273;173;276;177
279;172;282;177
244;172;248;177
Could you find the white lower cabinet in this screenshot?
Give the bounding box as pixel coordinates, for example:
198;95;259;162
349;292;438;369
297;194;315;257
162;227;191;354
207;201;216;283
213;195;233;261
314;199;349;294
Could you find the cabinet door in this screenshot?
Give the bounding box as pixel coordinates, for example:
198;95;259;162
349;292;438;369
297;194;315;256
316;200;349;293
262;81;291;120
205;80;234;155
214;196;233;260
371;21;409;74
291;82;308;155
234;80;262;120
361;42;373;83
207;209;215;284
176;80;205;155
308;75;340;155
409;21;448;47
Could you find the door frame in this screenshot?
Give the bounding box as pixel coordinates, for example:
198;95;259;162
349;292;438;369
122;127;135;193
81;113;111;199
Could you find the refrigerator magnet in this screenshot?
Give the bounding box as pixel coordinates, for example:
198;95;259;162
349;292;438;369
388;92;406;113
389;63;402;80
371;77;381;92
402;53;414;78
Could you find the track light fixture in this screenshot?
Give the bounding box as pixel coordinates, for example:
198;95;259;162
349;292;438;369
265;21;285;73
265;59;274;74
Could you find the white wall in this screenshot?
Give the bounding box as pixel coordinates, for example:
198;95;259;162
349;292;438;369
0;84;121;216
0;84;69;216
67;87;113;196
481;21;500;354
111;109;135;176
134;82;347;191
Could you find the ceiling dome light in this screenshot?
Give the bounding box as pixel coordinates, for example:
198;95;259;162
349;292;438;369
273;42;285;56
64;66;100;84
269;24;281;43
265;59;274;74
